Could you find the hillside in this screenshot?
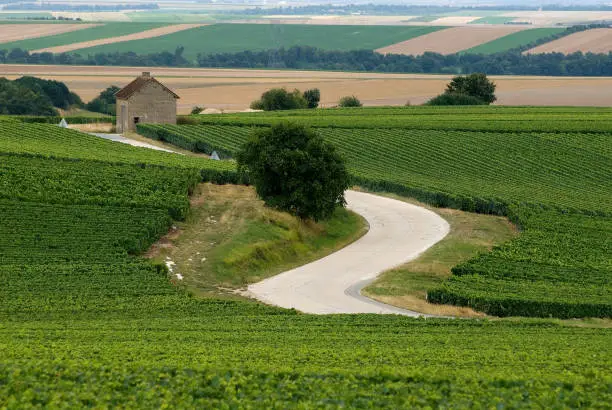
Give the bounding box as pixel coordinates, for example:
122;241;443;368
1;118;611;406
137;106;612;318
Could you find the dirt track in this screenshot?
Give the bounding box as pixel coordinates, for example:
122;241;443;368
525;28;612;55
0;24;99;44
32;24;206;54
2;64;612;111
376;26;527;56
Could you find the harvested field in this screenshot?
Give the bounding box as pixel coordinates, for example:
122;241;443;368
503;11;612;26
32;23;205;54
429;16;481;25
525;28;612;55
2;64;612;112
376;26;528;56
0;24;99;44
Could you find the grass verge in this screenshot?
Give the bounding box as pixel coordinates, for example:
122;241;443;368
146;183;367;298
359;189;518;318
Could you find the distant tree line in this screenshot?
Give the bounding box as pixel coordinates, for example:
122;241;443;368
234;4;612;16
4;3;158;11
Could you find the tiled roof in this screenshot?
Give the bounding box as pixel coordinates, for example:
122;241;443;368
115;75;180;99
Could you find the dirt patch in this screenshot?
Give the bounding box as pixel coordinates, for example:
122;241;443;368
429;16;481;25
0;24;100;44
68;123;114;133
32;24;206;54
525;28;612;55
376;26;528;55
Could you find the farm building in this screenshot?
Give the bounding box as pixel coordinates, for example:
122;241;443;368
115;72;179;133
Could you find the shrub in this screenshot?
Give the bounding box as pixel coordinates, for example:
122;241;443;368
426;93;488;106
237;122;350;221
86;86;121;115
191;106;204;115
338;95;362;108
250;88;307;111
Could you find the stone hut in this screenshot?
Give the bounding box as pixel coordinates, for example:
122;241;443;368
115;72;180;133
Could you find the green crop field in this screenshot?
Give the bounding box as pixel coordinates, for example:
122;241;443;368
469;16;518;25
137;105;612;318
464;27;566;54
0;22;167;50
1;116;611;407
72;24;444;61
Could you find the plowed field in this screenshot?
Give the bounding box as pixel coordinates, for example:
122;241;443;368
376;26;528;56
0;24;99;44
525;28;612;54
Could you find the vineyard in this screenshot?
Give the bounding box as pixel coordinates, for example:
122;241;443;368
1;119;611;407
137;107;612;318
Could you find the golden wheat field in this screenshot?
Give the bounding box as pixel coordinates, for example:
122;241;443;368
2;64;612;113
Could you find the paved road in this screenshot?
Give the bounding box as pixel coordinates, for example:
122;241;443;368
248;190;450;316
90;133;179;153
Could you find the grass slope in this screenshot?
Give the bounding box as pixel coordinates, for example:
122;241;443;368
469;16;517;24
0;22;167;49
73;24;444;61
148;183;366;295
464;27;566;54
1;122;611;407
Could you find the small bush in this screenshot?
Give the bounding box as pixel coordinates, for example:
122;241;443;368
191;106;204;115
426;93;487;106
303;88;321;109
338;95;362;108
250;88;307;111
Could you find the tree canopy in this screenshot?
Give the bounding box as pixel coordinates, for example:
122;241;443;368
445;73;497;104
237;122;350;221
86;86;120;115
0;78;59;116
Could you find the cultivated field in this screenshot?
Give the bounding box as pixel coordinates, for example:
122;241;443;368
0;22;166;52
3;64;612;111
503;10;612;25
465;27;565;54
526;28;612;55
32;23;205;53
0;23;98;43
69;24;445;60
376;26;528;56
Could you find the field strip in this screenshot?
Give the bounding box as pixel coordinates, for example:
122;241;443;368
376;26;528;56
248;190;450;315
525;28;612;54
31;24;206;54
0;24;100;44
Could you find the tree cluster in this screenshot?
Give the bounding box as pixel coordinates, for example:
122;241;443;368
86;86;120;115
250;88;320;111
237;123;349;221
0;76;84;115
427;73;496;106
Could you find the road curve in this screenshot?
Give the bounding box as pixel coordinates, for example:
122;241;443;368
248;190;450;316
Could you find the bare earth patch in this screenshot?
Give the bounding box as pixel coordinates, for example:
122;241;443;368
0;24;100;44
376;26;528;56
525;28;612;55
32;24;206;54
3;64;612;109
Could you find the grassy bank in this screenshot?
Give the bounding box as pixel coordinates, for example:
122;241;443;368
146;183;367;297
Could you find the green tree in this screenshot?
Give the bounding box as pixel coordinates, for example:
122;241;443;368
250;88;307;111
445;73;496;104
237;122;350;221
14;76;82;109
86;86;120;115
338;95;362;107
0;78;58;116
303;88;321;109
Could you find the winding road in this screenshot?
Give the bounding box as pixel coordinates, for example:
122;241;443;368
248;190;450;316
88;131;450;316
